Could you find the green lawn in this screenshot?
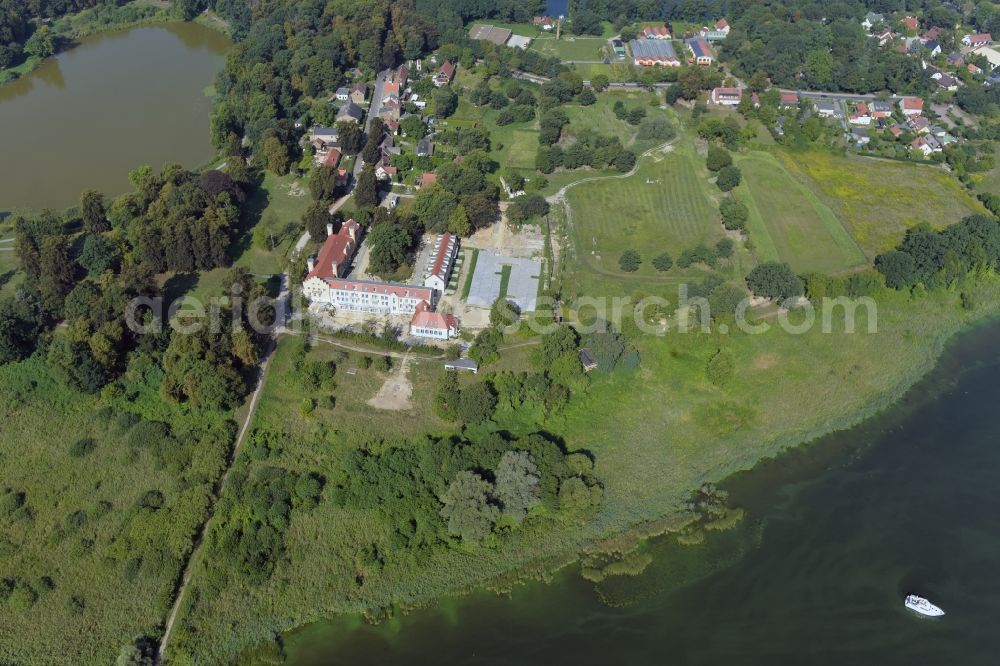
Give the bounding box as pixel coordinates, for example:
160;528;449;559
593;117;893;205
782;151;985;258
231;172;311;275
736;151;866;274
531;36;608;61
462;248;480;299
565;141;725;282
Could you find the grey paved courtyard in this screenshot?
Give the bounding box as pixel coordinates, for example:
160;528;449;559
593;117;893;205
466;251;541;312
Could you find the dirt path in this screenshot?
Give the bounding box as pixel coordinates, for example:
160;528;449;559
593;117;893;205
546;139;676;206
367;352;414;410
155;336;278;663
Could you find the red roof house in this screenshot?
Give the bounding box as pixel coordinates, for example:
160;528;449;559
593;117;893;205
306;219;361;280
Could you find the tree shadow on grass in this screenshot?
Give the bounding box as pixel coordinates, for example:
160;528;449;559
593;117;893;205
161;272;200;304
228;176;272;264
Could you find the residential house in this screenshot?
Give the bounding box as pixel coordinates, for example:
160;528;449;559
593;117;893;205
423;233;458;291
630;39;680;66
899;96;923;115
947;52;964;66
902;16;918;32
710;86;742;105
751;92;761;109
533;16;554;30
963;33;992;47
416;139;434;157
417;172;437;188
849;101;872;125
336;102;364;124
349;82;367;104
639;25;672;39
434;61;456;86
383;118;400;135
850;127;871;146
468;24;512;46
304;220;361;282
378;96;401;121
321;148;342;168
714;19;730;35
335;169;350;188
383;81;400;98
862;12;884;32
393;64;408;89
409;303;460;340
375;164;398;181
908;115;930;133
309;126;338;149
889;124;906;138
686;37;714;65
970;63;984;76
923;26;943;42
779;91;798;107
814;100;841;118
335;87;350;101
579;348;598;372
910;135;942;155
933;72;959;90
869;101;893;118
923;40;941;57
877;28;894;47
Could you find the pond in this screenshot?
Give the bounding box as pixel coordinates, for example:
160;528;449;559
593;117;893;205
0;22;230;212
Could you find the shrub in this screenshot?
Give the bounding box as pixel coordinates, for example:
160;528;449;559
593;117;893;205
619;249;641;272
706;146;732;171
652;253;673;271
716;165;742;192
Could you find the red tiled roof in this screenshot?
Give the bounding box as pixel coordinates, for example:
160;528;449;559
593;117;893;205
322;148;341;168
430;233;455;278
901;96;923;110
713;86;742;97
780;91;798;102
641;25;671;38
439;61;455;80
903;16;918;30
324;279;433;300
715;18;729;29
307;219;360;280
420;172;437;186
410;303;458;331
384;82;400;96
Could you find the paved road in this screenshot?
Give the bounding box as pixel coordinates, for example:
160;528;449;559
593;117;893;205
356;69;390;178
783;88;894;102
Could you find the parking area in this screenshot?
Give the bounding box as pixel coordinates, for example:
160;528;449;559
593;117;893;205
466;251;541;312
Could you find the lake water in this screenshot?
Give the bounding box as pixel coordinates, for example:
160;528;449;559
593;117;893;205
0;23;230;212
276;319;1000;665
545;0;570;18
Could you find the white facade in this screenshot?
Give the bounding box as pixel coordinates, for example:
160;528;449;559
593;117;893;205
303;278;435;315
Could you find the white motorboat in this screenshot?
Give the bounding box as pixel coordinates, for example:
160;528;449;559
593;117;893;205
905;594;945;617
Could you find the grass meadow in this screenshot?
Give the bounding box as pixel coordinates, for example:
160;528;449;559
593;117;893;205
736;151;867;274
782;152;985;257
564;140;738;288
